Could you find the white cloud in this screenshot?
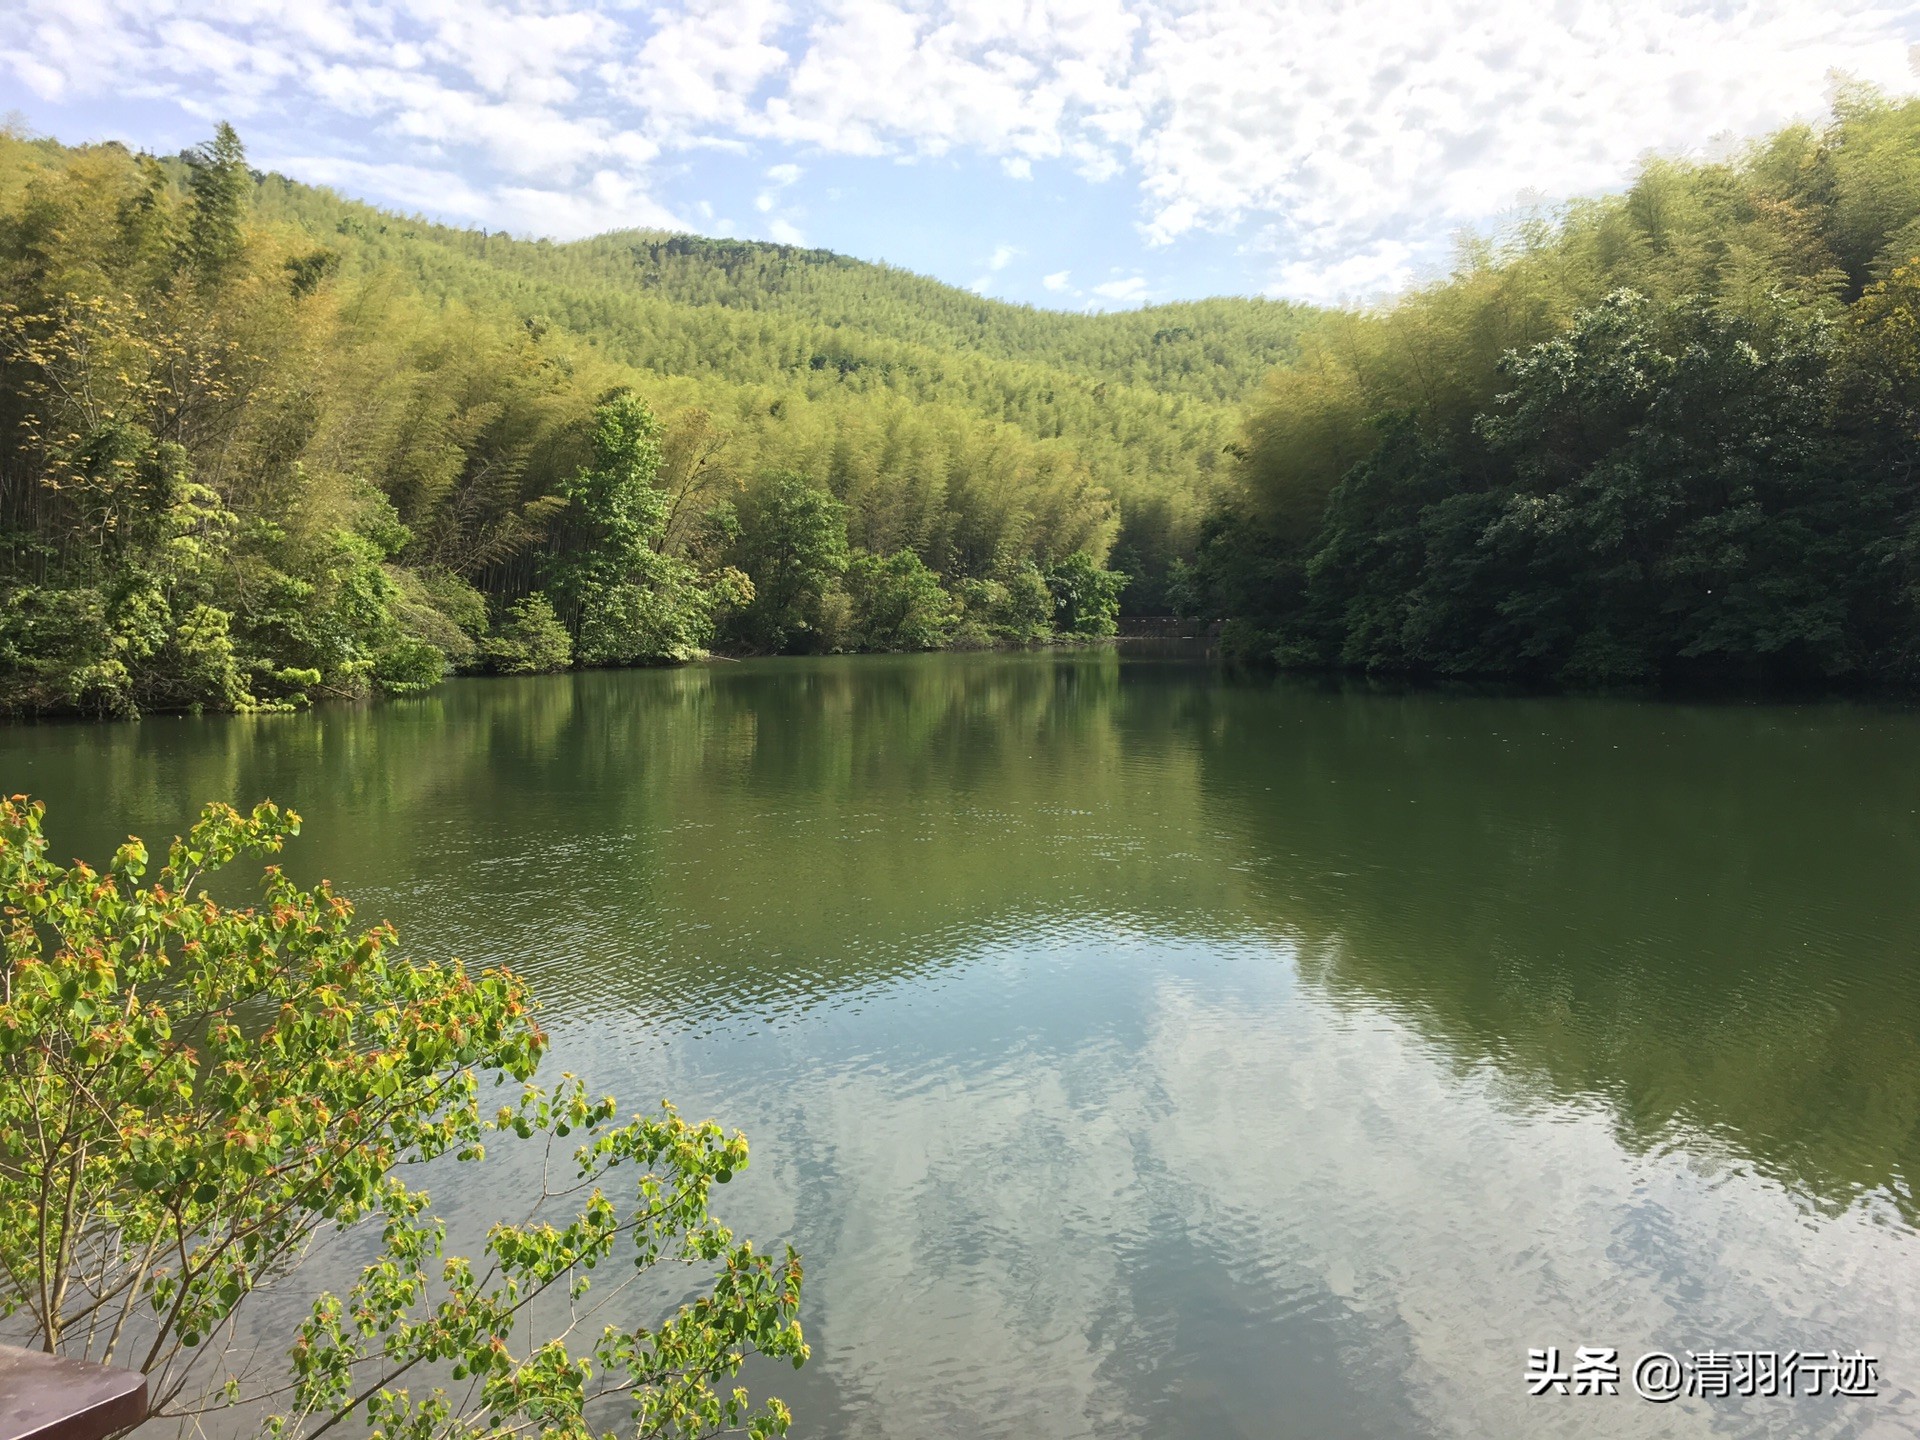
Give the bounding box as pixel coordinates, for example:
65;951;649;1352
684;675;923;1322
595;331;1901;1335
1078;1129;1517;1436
975;245;1025;289
757;164;801;213
1115;0;1917;273
4;0;1918;298
1;0;665;220
1090;274;1149;306
289;154;686;239
285;156;496;220
622;0;794;139
494;169;686;239
756;160;805;230
1042;269;1073;291
1264;237;1428;307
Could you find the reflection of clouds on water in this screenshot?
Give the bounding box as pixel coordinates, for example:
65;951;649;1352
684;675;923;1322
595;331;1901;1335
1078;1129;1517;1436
647;933;1920;1439
788;1065;1126;1436
1140;974;1920;1439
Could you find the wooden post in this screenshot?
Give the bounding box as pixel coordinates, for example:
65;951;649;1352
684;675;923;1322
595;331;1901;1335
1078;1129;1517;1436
0;1346;147;1440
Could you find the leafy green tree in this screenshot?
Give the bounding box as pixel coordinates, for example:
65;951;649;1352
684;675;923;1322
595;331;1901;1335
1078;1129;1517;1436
1214;287;1904;686
952;564;1057;644
574;569;715;666
844;549;954;650
390;571;489;671
1045;553;1127;638
1292;413;1464;671
0;795;807;1436
482;592;574;674
556;395;670;578
0;306;260;716
182;122;249;285
726;476;850;653
549;394;720;665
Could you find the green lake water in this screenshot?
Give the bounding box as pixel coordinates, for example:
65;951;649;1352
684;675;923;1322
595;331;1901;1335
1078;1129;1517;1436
6;650;1920;1438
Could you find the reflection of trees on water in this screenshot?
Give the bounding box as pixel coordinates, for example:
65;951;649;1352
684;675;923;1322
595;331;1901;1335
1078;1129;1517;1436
1192;680;1920;1223
16;661;1920;1223
11;654;1249;1021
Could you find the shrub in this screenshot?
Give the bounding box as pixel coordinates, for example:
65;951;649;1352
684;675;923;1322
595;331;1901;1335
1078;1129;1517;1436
483;592;575;674
0;797;808;1437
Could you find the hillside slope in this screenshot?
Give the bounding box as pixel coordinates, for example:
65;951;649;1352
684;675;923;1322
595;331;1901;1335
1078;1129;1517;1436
247;173;1316;601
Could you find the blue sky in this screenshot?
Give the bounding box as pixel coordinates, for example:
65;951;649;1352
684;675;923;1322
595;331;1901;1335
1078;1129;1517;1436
6;1;1920;310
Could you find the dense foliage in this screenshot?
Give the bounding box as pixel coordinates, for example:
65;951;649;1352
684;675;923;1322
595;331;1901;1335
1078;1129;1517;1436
1189;90;1920;689
247;196;1311;608
0;794;806;1437
0;124;1239;716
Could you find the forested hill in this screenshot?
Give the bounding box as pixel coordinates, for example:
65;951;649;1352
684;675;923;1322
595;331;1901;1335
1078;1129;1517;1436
1189;89;1920;692
246;172;1312;592
302;214;1308;405
0;124;1305;718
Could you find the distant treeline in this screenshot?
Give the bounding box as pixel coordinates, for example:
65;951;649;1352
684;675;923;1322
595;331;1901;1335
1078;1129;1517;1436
1187;89;1920;690
0;125;1170;717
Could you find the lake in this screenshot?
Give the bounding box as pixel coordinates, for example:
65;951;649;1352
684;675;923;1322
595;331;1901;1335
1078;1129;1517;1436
6;650;1920;1438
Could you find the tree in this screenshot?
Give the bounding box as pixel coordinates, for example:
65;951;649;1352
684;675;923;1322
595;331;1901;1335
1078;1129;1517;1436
3;124;1240;710
844;549;954;650
1044;553;1127;637
1294;412;1464;671
482;592;573;674
655;408;736;561
183;122;250;285
725;477;849;653
0;796;807;1437
549;394;719;665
